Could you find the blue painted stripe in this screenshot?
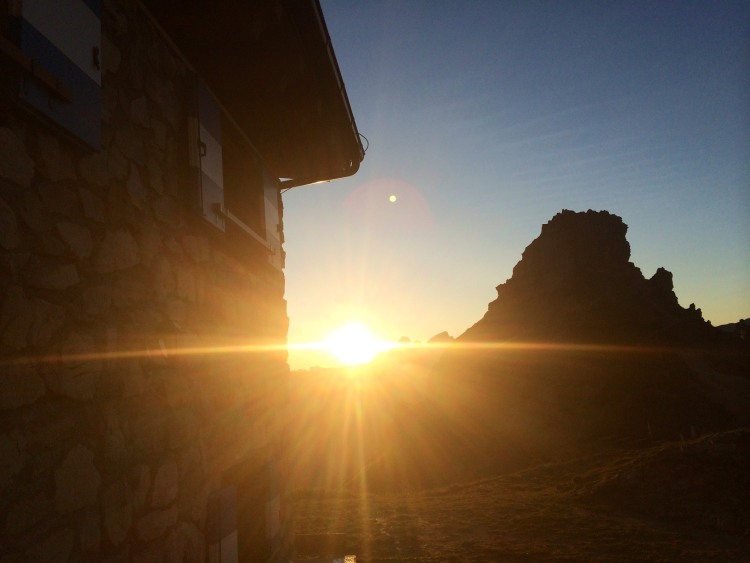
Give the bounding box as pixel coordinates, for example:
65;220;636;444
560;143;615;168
19;21;101;148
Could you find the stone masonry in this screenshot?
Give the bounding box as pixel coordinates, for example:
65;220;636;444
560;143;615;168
1;0;291;560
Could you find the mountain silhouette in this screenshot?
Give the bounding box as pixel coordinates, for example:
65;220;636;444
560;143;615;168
461;209;716;346
289;210;750;495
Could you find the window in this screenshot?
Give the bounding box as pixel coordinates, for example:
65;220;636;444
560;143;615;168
189;74;282;269
1;0;102;148
223;115;265;239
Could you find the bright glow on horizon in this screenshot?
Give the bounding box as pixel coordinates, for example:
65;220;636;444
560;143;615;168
323;322;394;366
282;1;749;371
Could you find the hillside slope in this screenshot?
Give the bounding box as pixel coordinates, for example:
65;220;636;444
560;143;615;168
294;429;750;561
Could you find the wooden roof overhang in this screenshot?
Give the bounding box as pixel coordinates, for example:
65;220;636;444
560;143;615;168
142;0;363;187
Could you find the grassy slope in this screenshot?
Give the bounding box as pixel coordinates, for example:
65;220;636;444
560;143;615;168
289;348;750;560
294;430;750;561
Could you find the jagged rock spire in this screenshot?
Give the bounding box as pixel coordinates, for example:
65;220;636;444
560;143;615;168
460;210;711;344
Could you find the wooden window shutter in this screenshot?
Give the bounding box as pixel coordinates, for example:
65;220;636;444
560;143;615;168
14;0;102;148
189;75;226;231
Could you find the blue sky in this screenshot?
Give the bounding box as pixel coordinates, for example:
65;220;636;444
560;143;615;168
283;0;750;368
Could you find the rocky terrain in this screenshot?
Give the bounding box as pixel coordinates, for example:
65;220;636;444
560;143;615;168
461;210;718;345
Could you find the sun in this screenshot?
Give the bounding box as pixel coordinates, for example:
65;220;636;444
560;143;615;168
323;322;389;366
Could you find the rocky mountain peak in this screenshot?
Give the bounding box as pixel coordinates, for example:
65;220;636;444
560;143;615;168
509;209;631;285
461;210;711;344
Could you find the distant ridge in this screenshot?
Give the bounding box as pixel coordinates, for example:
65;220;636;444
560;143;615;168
461;209;716;345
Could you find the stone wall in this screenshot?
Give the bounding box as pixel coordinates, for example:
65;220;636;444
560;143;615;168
0;0;291;560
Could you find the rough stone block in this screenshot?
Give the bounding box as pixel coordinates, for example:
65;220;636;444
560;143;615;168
24;527;75;563
130;463;151;512
164;299;186;325
134;222;163;266
95;229;141;273
79;151;110;187
151;461;179;508
44;333;102;400
181;235;209;263
0;246;25;278
102;477;134;546
30;298;66;347
0;430;26;488
26;414;75;452
38;231;68;257
128;49;145;93
101;80;118;123
0;127;35;185
165;522;205;563
108;146;130;180
56;221;93;259
23;256;80;291
112;279;147;308
177;477;210;525
164;235;183;255
127;164;147;208
0;197;20;250
36;131;76;181
151;195;179;228
38;182;79;217
82;284;113;316
121;359;149;397
103;406;128;462
175;265;196;302
136;504;178;542
145;154;165;194
102;32;121;75
1;285;33;350
0;360;45;410
132;541;166;563
115;126;146;167
151;255;175;297
151;120;168;152
131;96;151;128
80;507;102;555
19;191;52;232
4;492;51;534
79;187;107;222
54;444;101;513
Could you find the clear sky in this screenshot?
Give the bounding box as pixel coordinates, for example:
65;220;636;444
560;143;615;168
283;0;750;369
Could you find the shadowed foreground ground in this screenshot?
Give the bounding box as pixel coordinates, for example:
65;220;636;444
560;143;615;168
294;429;750;562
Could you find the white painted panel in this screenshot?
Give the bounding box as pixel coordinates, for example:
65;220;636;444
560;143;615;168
199;124;224;189
24;0;101;85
